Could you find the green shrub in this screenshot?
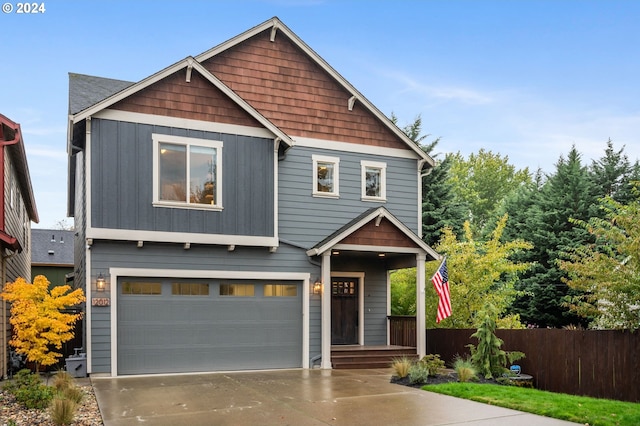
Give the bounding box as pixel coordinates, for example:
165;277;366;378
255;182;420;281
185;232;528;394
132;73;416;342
408;363;430;385
390;356;414;378
4;369;54;409
417;354;445;376
50;395;78;425
452;357;477;383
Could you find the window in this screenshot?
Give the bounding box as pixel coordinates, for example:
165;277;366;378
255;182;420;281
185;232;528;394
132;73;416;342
264;284;298;297
220;284;255;297
361;160;386;201
172;282;209;296
122;281;162;295
312;155;339;198
153;134;223;210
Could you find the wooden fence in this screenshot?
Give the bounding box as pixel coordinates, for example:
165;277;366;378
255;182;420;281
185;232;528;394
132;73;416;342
426;328;640;403
388;315;416;348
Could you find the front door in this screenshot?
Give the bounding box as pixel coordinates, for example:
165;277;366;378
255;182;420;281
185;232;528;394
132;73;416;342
331;277;358;345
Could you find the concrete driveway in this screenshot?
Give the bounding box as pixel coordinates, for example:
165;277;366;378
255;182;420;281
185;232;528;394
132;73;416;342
92;369;580;425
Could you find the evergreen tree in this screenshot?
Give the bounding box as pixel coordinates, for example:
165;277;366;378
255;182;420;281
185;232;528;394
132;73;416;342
506;147;597;328
589;139;640;204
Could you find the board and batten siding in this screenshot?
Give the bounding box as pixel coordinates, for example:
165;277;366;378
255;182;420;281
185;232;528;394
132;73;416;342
88;241;319;374
279;146;420;248
90;118;274;237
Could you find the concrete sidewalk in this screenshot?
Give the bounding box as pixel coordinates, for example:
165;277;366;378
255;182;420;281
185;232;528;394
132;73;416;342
92;369;581;425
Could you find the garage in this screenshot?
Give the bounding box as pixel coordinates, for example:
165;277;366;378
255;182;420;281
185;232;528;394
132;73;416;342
117;278;303;375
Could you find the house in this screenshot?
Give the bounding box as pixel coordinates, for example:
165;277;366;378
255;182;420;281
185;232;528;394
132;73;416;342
67;17;439;377
31;229;75;288
0;114;39;379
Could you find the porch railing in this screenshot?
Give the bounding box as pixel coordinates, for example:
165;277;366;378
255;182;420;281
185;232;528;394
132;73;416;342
388;315;416;347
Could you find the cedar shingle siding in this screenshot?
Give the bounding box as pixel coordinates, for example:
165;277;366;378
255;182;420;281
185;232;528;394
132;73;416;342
202;29;407;149
111;71;262;128
342;218;417;248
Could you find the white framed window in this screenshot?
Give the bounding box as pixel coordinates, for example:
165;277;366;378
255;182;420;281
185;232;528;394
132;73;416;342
312;154;340;198
152;134;223;210
361;160;387;201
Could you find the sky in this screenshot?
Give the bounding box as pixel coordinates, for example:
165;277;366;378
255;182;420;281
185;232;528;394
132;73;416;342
2;0;639;229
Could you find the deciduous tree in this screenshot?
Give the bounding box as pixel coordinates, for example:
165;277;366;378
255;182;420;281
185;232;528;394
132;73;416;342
1;276;85;371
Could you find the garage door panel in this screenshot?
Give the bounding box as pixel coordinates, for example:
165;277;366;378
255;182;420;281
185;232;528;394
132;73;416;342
117;279;302;375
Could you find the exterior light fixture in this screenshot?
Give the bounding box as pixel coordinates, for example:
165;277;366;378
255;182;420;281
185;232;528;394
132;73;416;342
313;280;322;295
96;273;106;292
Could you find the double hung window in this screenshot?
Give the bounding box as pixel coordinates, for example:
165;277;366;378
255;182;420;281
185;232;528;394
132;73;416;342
361;160;387;201
153;134;223;209
312;155;340;198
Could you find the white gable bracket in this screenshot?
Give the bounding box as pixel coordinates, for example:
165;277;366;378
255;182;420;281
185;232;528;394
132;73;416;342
186;58;194;82
375;214;383;227
270;23;279;42
348;95;357;111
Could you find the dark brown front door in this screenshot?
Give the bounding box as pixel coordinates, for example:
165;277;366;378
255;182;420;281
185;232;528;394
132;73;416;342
331;277;358;345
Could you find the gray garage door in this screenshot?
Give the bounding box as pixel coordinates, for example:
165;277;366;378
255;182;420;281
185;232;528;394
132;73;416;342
117;278;302;375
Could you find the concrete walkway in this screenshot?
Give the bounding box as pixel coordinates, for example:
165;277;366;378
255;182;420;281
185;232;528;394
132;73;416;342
92;369;581;425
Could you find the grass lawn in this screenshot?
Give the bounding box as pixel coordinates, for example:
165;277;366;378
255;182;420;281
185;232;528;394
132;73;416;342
424;382;640;426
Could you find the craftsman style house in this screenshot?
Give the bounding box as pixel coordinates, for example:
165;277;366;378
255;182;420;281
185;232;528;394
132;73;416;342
1;114;39;379
67;17;439;376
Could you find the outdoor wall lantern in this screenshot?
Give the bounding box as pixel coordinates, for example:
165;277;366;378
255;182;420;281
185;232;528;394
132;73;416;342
313;280;323;295
96;273;107;292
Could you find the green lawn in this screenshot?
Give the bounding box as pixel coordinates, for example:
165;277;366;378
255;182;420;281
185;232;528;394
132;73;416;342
424;382;640;426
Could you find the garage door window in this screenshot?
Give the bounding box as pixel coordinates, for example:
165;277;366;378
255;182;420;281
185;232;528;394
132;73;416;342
172;283;209;296
220;284;255;296
264;284;298;297
122;282;162;295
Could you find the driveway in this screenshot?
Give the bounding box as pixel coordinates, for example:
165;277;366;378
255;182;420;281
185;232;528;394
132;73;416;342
92;368;580;425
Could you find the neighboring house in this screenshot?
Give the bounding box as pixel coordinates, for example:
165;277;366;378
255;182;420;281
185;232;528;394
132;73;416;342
31;229;75;288
67;17;439;377
0;114;39;379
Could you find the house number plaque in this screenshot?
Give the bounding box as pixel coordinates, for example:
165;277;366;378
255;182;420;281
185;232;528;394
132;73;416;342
92;298;110;307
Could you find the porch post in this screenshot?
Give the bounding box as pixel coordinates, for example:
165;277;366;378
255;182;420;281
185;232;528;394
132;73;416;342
416;253;426;359
321;251;332;369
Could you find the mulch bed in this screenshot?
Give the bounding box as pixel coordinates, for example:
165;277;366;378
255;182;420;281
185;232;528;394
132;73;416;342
391;371;502;388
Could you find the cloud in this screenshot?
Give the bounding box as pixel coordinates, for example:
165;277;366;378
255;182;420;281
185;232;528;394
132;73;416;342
387;72;495;105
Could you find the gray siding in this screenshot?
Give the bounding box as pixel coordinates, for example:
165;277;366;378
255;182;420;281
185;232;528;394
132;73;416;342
90;119;274;237
279;146;419;248
89;240;319;374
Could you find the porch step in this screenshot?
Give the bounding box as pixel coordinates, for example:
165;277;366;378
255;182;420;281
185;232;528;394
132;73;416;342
331;346;417;369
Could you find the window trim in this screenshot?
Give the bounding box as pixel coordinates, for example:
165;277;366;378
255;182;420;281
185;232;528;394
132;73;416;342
361;160;387;202
152;133;223;211
312;154;340;198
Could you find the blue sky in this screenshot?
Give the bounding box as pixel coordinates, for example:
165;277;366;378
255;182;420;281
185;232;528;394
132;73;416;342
2;0;639;229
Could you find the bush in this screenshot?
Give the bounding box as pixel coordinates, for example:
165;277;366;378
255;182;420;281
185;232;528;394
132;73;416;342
59;385;84;405
52;370;74;392
452;357;477;383
408;363;430;385
390;356;413;378
3;369;54;409
50;395;78;425
417;354;445;376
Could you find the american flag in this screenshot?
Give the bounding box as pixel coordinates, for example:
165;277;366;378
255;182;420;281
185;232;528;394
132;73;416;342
431;258;452;323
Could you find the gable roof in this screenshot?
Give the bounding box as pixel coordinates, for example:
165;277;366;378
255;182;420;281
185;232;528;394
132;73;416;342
306;206;440;260
196;17;434;167
69;57;294;148
31;229;74;265
69;73;134;115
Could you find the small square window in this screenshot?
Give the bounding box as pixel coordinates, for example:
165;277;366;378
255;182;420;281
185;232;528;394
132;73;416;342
220;284;255;297
361;160;386;201
264;284;298;297
122;282;162;295
312;155;340;198
172;283;209;296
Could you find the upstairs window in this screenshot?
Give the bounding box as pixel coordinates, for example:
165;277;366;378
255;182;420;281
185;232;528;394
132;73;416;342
312;155;340;198
361;160;387;202
153;134;223;210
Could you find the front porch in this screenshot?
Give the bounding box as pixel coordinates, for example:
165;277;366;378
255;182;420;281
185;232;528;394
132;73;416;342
331;345;417;369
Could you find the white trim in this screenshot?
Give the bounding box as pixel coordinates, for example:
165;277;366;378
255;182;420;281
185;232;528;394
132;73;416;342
295;136;420;160
416;254;427;359
152;133;223;209
320;252;331;369
86;227;278;247
85;241;92;375
94;109;275;140
360;160;387;202
312;154;340;198
330;271;366;346
386;270;391;345
108;267;311;377
333;244;424;254
273;141;280;247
